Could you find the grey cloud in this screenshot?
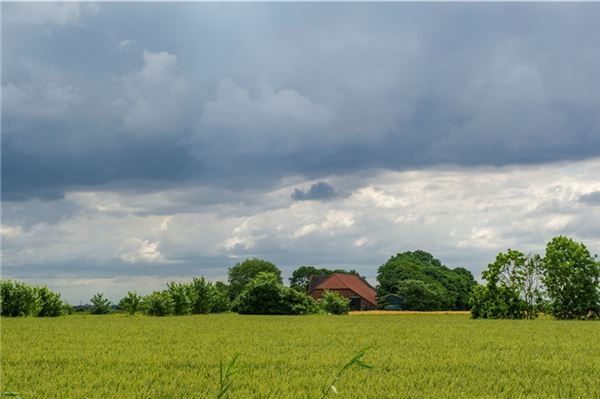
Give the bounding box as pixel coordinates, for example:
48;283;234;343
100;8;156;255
579;191;600;205
3;3;600;202
292;182;338;201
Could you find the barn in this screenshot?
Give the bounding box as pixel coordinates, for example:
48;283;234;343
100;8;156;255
308;273;377;311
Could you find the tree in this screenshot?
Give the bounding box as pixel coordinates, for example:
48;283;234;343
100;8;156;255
396;279;445;311
319;290;350;315
542;236;600;320
377;250;476;310
228;259;282;299
0;280;41;317
211;282;231;313
36;286;65;317
189;277;214;314
234;272;317;315
167;282;192;316
142;291;174;316
469;249;545;319
119;291;142;316
90;292;111;314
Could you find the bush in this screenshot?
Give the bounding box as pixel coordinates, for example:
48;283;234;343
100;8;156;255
119;291;142;316
167;282;192;315
284;287;318;315
142;291;174;316
0;280;41;317
189;277;213;314
90;292;111;314
210;283;231;313
36;286;65;317
319;290;350;315
234;272;318;315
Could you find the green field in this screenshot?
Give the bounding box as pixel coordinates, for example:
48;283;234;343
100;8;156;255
1;314;599;398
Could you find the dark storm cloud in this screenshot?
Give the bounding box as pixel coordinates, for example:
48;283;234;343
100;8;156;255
292;182;338;201
2;2;600;202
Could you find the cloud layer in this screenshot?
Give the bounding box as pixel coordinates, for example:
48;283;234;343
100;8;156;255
2;3;599;302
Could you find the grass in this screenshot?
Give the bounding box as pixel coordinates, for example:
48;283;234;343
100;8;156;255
1;313;599;398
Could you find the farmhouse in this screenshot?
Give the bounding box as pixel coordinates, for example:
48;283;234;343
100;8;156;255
308;273;377;310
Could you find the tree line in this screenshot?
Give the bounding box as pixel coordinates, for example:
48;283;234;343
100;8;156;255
1;235;598;320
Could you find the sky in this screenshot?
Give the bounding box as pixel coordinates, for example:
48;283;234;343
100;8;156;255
2;2;600;304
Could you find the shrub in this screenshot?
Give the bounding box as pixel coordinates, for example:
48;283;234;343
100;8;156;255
211;283;231;313
234;272;318;315
319;290;350;315
284;287;318;315
118;291;142;315
90;292;111;314
167;282;192;315
36;286;65;317
142;291;174;316
189;277;214;314
0;280;41;317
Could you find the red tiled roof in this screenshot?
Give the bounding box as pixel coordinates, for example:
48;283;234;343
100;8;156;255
310;274;377;306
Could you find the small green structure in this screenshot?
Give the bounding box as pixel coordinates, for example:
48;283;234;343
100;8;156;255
379;294;404;310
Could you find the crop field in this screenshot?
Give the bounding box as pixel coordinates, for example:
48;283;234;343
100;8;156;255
1;313;599;398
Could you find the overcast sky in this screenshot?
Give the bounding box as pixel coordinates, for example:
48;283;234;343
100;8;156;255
2;2;599;303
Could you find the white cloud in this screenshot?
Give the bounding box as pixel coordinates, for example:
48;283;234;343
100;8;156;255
115;51;188;136
119;239;164;264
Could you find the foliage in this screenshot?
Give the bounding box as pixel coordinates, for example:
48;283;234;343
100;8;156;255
210;282;232;313
142;291;174;316
4;314;600;398
319;290;350;315
167;282;192;316
0;281;41;317
228;258;282;299
234;272;318;315
35;286;65;317
189;277;213;314
396;279;447;311
118;291;142;316
289;266;360;292
542;236;600;319
90;292;111;315
377;250;477;310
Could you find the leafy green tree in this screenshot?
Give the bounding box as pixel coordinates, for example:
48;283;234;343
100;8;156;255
234;272;286;315
119;291;142;316
469;249;545;319
0;280;41;317
142;291;174;316
90;292;111;314
167;282;192;315
377;250;476;310
211;283;231;313
228;258;282;299
542;236;600;319
234;272;317;315
396;279;446;311
36;286;65;317
283;287;318;315
189;277;214;314
319;290;350;315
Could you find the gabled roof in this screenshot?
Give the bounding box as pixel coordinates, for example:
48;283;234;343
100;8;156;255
310;274;377;306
